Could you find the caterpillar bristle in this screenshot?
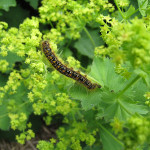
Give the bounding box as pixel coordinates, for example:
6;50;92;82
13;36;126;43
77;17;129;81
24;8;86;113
42;40;101;90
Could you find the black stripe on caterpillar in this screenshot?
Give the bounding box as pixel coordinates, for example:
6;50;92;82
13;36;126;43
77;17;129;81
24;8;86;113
42;40;101;90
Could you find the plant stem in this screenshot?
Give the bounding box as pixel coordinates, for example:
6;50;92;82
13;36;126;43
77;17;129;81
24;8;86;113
126;0;147;19
114;0;140;20
76;17;96;47
49;21;54;28
66;39;72;48
114;0;124;19
83;27;96;47
118;75;141;98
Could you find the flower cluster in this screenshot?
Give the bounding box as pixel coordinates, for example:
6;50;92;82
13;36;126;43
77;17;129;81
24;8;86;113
37;121;96;150
144;92;150;106
0;71;22;95
118;116;150;150
39;0;114;41
16;129;35;144
96;17;150;70
9;112;27;130
0;60;9;73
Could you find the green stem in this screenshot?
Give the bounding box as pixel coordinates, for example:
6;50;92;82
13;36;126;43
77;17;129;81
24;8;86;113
49;21;54;28
66;39;72;48
76;17;96;47
140;0;148;9
117;75;141;98
114;0;124;19
126;0;147;19
114;0;140;20
83;27;96;47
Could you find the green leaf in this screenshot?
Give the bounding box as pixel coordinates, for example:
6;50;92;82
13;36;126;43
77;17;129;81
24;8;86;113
0;83;32;131
74;27;104;59
137;0;148;16
132;79;148;104
0;0;16;11
123;5;136;19
0;5;30;27
86;57;148;120
25;0;39;9
4;83;32;115
119;99;148;115
102;96;148;121
69;84;102;110
69;57;124;111
83;145;101;150
0;52;24;73
0;104;10;130
100;124;124;150
0;73;8;86
134;68;150;88
89;57;125;91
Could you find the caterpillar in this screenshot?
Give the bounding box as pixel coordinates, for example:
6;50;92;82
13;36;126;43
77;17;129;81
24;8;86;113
42;40;101;90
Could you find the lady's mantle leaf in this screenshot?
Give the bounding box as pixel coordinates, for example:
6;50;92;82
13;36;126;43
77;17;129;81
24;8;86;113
101;93;148;121
0;0;16;11
100;124;124;150
74;28;104;59
25;0;39;9
90;57;148;120
89;57;125;91
70;57;148;120
69;57;119;110
69;84;102;110
0;104;10;130
0;52;23;73
137;0;148;16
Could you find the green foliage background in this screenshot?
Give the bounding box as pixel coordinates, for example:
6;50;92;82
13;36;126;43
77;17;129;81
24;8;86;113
0;0;150;150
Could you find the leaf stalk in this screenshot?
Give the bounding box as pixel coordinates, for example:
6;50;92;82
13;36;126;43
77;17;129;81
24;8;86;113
118;75;141;98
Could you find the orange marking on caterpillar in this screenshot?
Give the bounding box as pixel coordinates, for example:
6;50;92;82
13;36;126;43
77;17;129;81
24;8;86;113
42;40;101;89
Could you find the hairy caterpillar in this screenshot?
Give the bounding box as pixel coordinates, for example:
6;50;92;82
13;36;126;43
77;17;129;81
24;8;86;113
42;40;101;90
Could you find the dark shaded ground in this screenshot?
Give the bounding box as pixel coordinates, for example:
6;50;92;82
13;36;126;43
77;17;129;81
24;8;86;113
0;125;57;150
